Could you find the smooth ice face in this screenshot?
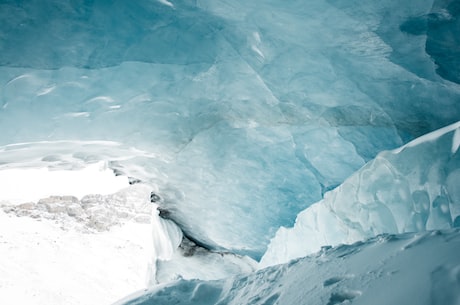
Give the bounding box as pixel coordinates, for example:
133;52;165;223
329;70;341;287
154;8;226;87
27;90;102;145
1;0;460;258
261;121;460;267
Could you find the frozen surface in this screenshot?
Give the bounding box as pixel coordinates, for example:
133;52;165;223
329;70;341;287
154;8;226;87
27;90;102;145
1;0;460;258
0;170;254;304
148;202;257;285
0;0;459;304
0;175;155;305
115;229;460;305
155;239;257;284
261;121;460;267
0;161;128;204
0;210;152;305
147;203;256;285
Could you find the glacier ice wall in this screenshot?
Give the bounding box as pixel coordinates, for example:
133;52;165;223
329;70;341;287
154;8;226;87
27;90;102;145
1;0;460;258
261;121;460;267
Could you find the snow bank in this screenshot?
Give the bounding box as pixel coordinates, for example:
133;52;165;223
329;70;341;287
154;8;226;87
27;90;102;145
115;229;460;305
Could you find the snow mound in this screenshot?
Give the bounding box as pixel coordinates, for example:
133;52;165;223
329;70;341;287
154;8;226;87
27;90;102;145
115;229;460;305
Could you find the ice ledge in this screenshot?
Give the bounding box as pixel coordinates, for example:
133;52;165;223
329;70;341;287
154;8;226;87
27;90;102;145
261;121;460;267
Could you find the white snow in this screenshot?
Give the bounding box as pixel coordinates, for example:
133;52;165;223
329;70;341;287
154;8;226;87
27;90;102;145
116;229;460;305
0;161;129;204
0;210;152;305
0;161;152;305
0;150;257;303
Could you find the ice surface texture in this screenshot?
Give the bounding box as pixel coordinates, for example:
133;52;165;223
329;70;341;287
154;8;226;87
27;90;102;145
1;0;460;258
115;229;460;305
261;121;460;267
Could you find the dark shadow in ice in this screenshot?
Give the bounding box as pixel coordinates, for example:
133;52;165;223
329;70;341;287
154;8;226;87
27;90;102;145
400;1;460;84
323;274;354;287
327;289;362;305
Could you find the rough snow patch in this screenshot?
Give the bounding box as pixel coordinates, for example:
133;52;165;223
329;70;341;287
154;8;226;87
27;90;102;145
115;230;460;305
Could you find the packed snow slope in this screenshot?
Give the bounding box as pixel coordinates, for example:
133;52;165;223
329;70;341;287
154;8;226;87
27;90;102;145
115;229;460;305
1;0;460;259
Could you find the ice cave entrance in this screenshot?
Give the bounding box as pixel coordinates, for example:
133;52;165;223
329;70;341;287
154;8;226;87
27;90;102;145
0;161;129;204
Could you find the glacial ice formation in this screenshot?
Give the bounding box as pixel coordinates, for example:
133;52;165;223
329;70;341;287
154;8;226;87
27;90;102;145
1;0;460;259
261;121;460;267
148;201;256;285
1;0;460;303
